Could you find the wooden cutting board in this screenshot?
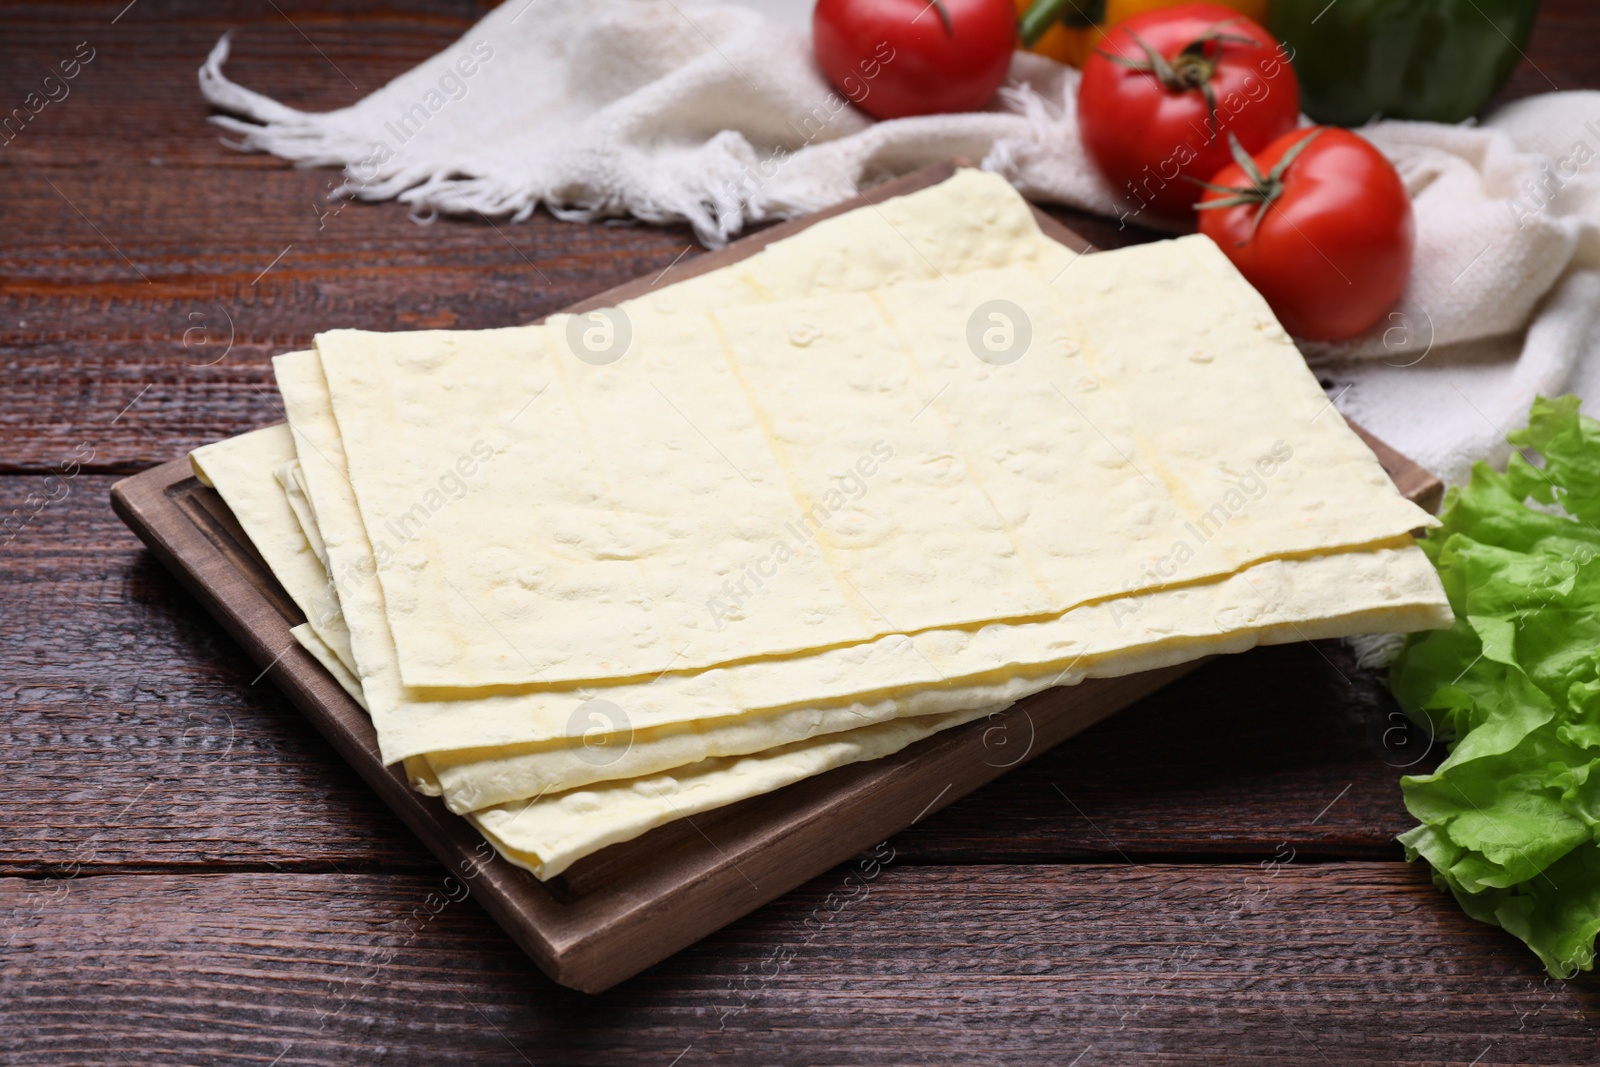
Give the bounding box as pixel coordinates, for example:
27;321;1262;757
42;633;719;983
110;161;1442;994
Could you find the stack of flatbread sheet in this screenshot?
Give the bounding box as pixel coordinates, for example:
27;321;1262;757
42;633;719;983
190;170;1453;880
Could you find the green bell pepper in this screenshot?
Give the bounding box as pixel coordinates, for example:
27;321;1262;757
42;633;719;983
1269;0;1540;125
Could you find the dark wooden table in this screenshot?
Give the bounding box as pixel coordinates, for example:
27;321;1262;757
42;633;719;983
5;2;1598;1063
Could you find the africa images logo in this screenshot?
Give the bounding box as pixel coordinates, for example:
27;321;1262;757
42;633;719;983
1110;440;1295;626
706;441;895;631
353;41;495;182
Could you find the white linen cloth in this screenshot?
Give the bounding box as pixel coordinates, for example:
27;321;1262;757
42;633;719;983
199;0;1600;487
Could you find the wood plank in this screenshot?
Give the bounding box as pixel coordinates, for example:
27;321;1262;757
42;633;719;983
4;865;1596;1064
892;638;1437;864
0;171;702;473
1497;0;1595;106
0;475;439;872
0;1;703;472
6;0;1545;481
0;476;1440;876
0;477;1435;875
0;505;1435;877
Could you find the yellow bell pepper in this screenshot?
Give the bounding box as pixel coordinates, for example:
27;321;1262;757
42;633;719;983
1017;0;1272;67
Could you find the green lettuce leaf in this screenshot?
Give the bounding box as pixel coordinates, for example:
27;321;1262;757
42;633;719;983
1393;394;1600;976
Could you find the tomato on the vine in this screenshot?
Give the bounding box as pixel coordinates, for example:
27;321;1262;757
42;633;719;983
1077;3;1298;221
1196;127;1415;342
813;0;1017;120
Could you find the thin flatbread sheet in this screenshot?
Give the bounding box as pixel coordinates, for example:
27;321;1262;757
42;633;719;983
277;353;1450;791
470;702;1006;881
202;420;1447;814
322;226;1432;688
707;254;1425;634
424;544;1447;811
289;622;365;710
191;425;356;675
276;460;329;573
296;529;1446;877
190;170;1455;877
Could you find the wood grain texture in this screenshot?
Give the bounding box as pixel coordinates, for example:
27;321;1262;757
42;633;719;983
5;0;1598;1054
0;1;696;473
5;865;1598;1066
2;472;438;873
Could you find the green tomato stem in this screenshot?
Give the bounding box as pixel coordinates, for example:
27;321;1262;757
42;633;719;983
1019;0;1099;47
1194;129;1326;245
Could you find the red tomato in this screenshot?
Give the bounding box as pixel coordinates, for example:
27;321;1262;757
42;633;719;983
1197;127;1414;342
813;0;1017;120
1078;3;1298;221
